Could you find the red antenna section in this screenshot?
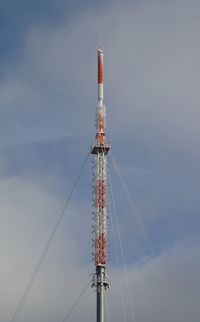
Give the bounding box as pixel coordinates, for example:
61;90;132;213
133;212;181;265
98;49;104;84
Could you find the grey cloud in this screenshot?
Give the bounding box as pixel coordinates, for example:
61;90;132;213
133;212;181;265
0;0;200;151
0;175;91;321
108;242;200;322
1;175;199;321
0;0;200;321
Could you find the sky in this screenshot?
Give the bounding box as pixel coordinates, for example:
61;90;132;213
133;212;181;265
0;0;200;321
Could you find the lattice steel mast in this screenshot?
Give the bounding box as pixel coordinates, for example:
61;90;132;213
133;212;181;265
91;44;110;322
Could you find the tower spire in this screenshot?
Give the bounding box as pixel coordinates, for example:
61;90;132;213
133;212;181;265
91;45;110;322
99;32;102;49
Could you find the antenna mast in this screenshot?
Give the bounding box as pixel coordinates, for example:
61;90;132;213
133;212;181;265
91;44;110;322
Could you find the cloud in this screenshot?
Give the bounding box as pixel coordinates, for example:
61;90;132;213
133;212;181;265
0;174;91;321
0;0;200;152
1;173;198;322
0;0;200;321
114;242;200;322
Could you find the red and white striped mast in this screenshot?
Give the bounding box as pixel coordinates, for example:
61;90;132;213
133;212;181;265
91;43;110;322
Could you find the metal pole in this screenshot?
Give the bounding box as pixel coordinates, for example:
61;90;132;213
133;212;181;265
96;265;108;322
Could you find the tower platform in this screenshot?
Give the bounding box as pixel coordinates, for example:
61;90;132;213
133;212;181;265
91;143;110;155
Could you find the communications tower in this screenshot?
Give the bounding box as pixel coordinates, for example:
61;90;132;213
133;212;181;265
91;44;110;322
